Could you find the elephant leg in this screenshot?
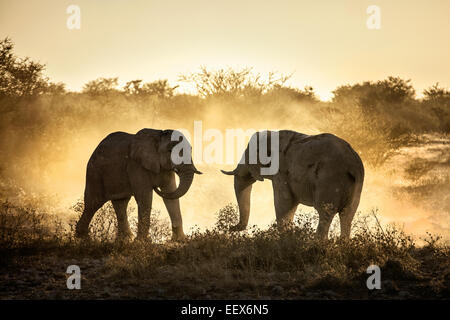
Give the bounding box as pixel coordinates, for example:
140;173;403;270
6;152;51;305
231;175;256;231
134;191;152;240
272;179;297;229
339;199;359;239
76;170;106;238
75;197;105;238
316;204;337;240
112;197;132;240
161;172;185;241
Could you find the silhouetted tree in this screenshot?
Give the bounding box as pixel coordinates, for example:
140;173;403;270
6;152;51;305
267;85;318;102
82;77;119;96
141;79;177;98
0;37;56;98
423;83;450;102
179;67;291;98
422;83;450;132
332;76;415;113
123;79;177;98
123;79;143;95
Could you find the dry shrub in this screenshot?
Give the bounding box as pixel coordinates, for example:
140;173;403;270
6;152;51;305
214;203;239;231
103;204;448;297
0;196;448;297
0;200;64;249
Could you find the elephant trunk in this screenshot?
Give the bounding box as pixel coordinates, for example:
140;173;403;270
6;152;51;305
154;164;200;199
230;176;253;231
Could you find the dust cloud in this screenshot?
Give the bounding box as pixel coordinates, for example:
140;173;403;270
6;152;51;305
1;95;447;242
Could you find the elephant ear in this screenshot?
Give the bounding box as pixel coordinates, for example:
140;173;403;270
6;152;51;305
130;129;161;174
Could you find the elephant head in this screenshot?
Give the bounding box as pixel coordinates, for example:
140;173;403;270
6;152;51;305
221;130;296;231
130;129;202;199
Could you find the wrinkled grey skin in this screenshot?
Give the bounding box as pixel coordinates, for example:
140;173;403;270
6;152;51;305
75;129;201;241
222;130;364;239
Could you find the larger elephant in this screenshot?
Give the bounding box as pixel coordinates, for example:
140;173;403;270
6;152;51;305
75;129;201;241
222;130;364;239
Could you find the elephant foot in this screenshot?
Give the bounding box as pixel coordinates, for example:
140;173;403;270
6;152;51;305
136;227;150;242
315;232;328;241
171;233;186;242
339;234;351;241
134;235;152;245
116;230;133;243
230;223;246;232
171;226;186;242
74;227;90;240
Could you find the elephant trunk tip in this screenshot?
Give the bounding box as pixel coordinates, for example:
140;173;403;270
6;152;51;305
154;168;195;199
153;187;165;198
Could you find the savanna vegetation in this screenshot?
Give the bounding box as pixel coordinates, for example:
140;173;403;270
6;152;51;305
0;37;449;299
0;201;448;299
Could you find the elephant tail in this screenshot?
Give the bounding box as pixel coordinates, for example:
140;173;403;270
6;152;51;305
221;169;236;175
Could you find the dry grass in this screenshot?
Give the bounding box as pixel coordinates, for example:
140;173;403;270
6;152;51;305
0;199;448;299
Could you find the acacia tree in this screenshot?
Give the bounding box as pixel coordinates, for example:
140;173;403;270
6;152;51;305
0;37;62;98
332;76;416;112
422;83;450;132
179;66;291;98
123;79;177;98
82;77;119;96
423;83;450;102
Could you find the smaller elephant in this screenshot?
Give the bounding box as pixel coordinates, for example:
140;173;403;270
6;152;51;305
75;129;202;241
222;130;364;239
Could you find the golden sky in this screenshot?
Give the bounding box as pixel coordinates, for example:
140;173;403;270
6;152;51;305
1;0;449;100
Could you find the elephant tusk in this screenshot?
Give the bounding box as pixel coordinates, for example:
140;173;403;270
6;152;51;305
221;169;236;175
153;187;164;196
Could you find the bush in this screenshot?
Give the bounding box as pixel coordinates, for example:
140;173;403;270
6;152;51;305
0;198;448;298
0;37;62;98
0;200;63;249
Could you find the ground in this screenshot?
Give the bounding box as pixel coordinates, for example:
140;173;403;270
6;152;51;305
1;224;448;300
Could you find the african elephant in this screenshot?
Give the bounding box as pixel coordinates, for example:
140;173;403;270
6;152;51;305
222;130;364;239
75;129;202;241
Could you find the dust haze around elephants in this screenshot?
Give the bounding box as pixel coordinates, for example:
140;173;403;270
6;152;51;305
0;0;449;301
